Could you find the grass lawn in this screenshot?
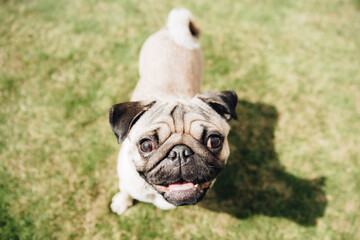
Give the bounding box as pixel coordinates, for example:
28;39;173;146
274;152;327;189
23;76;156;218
1;0;360;239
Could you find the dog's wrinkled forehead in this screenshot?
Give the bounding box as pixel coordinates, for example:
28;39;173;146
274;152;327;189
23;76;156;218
128;98;230;142
109;91;237;144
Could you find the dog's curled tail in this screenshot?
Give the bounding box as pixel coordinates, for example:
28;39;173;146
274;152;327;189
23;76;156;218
166;8;200;50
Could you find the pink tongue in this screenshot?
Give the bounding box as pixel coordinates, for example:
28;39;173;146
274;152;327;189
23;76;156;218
168;182;195;191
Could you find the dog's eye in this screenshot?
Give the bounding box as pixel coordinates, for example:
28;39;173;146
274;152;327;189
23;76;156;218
140;139;156;153
206;135;222;149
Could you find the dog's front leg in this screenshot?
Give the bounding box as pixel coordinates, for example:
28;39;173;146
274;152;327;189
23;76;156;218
110;191;133;215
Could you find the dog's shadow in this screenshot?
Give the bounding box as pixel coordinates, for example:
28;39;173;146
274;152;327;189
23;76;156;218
199;100;327;226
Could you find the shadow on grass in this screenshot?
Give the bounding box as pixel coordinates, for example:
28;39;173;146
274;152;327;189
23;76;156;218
199;100;327;226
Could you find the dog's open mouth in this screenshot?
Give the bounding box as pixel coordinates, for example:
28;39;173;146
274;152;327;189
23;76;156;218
152;181;212;206
153;181;212;192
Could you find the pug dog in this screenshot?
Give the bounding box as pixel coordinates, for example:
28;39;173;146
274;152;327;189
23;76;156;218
109;8;237;214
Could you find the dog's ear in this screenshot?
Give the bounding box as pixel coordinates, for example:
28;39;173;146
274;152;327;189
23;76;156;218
197;91;238;121
109;101;155;144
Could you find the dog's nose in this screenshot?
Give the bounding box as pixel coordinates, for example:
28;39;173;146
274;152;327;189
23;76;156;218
168;145;194;165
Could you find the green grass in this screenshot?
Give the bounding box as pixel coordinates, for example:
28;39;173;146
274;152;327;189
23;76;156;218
1;0;359;239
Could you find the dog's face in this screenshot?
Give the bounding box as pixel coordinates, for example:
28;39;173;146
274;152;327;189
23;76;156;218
109;91;237;206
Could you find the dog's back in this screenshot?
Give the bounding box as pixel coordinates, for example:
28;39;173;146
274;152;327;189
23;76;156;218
132;8;204;101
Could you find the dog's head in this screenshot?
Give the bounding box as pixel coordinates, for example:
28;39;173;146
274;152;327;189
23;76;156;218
109;91;237;206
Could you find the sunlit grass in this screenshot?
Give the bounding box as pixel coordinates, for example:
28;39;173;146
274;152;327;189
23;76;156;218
1;0;359;239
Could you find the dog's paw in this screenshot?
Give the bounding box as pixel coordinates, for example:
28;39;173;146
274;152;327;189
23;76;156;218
110;192;133;215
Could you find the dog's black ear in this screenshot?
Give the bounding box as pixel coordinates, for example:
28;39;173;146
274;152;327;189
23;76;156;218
109;101;155;144
197;91;238;121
